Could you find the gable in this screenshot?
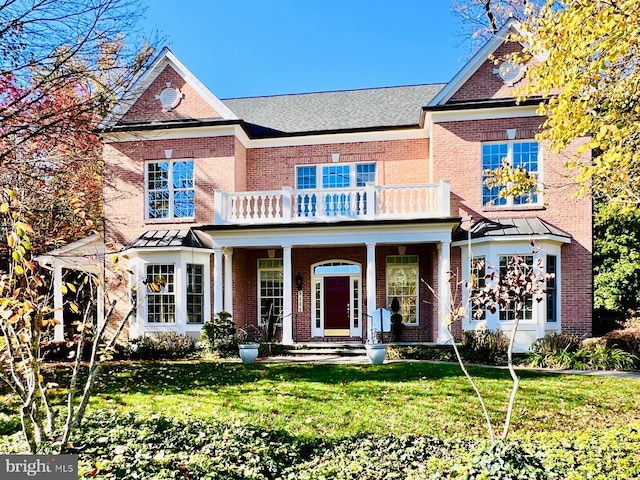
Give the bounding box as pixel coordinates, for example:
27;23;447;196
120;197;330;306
100;47;237;129
448;40;534;103
428;19;537;107
118;64;223;124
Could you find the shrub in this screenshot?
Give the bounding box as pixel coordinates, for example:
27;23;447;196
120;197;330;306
454;440;548;480
573;341;637;371
603;320;640;367
460;329;510;365
527;333;582;369
199;310;237;357
528;333;637;371
126;332;196;360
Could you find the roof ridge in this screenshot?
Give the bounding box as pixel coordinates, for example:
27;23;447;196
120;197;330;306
221;83;446;101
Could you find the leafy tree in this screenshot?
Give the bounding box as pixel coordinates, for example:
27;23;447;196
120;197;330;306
594;201;640;314
0;0;158;258
0;189;155;453
509;0;640;208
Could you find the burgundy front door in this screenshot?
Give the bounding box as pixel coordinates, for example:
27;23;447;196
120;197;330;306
323;276;350;330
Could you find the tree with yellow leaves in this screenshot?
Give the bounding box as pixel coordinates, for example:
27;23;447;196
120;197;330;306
515;0;640;207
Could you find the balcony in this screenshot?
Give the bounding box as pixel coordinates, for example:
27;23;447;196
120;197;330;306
213;181;450;225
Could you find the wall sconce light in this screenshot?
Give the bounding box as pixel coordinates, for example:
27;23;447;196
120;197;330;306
398;245;406;256
296;273;303;291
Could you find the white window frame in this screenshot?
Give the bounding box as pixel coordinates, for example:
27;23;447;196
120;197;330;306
146;263;176;323
386;255;419;326
481;140;542;208
257;258;284;326
295;162;377;190
145;159;195;221
186;263;204;324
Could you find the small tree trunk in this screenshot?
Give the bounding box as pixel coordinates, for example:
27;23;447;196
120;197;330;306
501;314;521;439
447;324;496;443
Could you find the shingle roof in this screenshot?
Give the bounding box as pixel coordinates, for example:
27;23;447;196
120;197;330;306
126;229;212;250
455;217;571;242
222;84;445;136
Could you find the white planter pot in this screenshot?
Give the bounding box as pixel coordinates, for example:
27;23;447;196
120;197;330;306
365;344;387;364
238;344;260;363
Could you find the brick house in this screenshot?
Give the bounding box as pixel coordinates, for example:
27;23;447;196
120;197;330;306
44;22;591;351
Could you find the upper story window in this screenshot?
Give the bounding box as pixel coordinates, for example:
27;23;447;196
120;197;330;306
482;141;539;207
296;163;376;190
146;160;194;220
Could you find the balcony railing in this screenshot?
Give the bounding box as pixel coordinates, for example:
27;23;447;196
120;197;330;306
213;181;450;225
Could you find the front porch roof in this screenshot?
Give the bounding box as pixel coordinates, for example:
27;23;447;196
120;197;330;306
195;217;462;249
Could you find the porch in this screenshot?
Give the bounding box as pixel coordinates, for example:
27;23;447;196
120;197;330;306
201;219;461;346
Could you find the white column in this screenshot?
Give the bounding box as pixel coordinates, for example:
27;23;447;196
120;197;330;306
366;243;377;343
53;264;64;341
213;248;224;315
437;241;451;344
282;245;294;344
223;248;233;314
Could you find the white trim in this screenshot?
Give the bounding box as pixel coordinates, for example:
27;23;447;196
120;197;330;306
129;249;212;338
385;255;420;326
458;239;563;351
205;221;458;249
481;139;543;208
429;19;521;107
144;158;195;221
101;123;430;147
310;260;363;339
430;105;539;123
99;47;237;129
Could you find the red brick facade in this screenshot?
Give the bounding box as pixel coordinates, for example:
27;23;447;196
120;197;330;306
99;34;593;347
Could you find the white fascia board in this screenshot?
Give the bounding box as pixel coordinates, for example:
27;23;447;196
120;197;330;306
101;124;241;143
204;221;459;249
430;104;540;123
122;246;214;258
429;19;520;107
246;127;429;149
452;234;571;248
102;123;429;147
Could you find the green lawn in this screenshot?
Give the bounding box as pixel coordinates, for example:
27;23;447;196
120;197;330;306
36;360;640;440
2;360;640;478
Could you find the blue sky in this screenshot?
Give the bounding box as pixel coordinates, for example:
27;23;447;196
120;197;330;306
139;1;472;99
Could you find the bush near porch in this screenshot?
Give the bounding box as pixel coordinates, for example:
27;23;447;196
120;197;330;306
1;361;639;478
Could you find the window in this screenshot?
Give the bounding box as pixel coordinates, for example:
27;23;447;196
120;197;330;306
146;160;194;220
482;141;539;207
296;163;376;190
296;163;376;217
187;264;204;324
258;259;283;326
470;256;486;320
546;255;557;322
386;256;418;325
146;264;175;323
498;255;534;321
